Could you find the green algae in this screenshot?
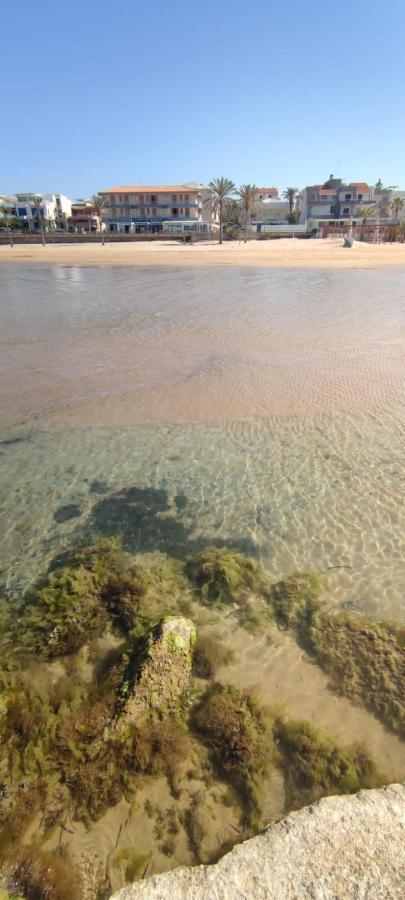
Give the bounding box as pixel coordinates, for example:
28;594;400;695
275;716;386;809
191;683;273;827
269;570;405;737
306;612;405;737
0;540;402;895
187;547;270;607
192;634;234;678
270;571;323;627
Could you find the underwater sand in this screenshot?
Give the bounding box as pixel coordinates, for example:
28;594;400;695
1;263;405;893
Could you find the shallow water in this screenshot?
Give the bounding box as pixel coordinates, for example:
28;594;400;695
0;264;405;620
1;263;405;892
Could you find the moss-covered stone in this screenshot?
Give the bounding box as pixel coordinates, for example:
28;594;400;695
114;616;196;731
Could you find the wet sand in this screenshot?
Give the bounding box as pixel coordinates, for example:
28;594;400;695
1;237;405;269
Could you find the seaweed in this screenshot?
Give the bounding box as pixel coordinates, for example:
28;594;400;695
306;612;405;737
191;683;273;826
270;571;323;627
275;716;386;810
0;847;81;900
187;547;270;607
192;634;234;678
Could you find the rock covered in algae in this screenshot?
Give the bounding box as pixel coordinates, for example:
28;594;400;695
114;616;196;731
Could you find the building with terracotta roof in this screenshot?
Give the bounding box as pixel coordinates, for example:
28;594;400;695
249;187;290;232
300;175;375;229
99;183;218;234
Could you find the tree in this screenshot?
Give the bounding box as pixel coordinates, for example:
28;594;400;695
0;205;13;248
357;206;376;225
282;187;299;221
236;184;258;243
91;194;106;245
356;205;376;241
391;197;404;223
205;178;235;244
34;196;46;247
222;198;240;226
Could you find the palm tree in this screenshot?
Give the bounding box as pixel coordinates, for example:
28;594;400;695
34;196;46;247
236;184;258;243
282;187;299;221
91;194;106;246
391;197;404;224
0;205;13;248
356;205;375;241
205;178;235;244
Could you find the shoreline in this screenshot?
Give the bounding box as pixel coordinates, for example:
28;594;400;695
1;237;405;268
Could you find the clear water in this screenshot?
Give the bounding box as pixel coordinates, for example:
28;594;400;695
1;263;405;622
1;262;405;890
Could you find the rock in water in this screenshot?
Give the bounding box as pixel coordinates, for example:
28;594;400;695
114;616;196;731
111;784;405;899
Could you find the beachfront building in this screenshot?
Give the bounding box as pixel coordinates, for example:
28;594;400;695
0;195;16;216
15;193;72;230
300;176;375;230
374;188;405;222
68;199;100;232
99;183;218;234
250;186;291;233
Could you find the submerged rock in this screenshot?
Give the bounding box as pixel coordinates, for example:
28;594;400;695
111;784;405;899
114;616;196;730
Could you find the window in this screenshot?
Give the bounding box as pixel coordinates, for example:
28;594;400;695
126;207;130;215
345;193;351;200
343;207;350;215
140;207;145;216
139;194;144;202
124;194;129;202
171;207;178;216
18;207;27;216
110;195;115;202
357;194;363;200
185;207;190;216
185;193;189;201
145;195;150;202
151;195;157;203
172;194;177;202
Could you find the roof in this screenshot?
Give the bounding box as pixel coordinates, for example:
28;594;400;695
100;185;202;194
257;187;278;194
349;182;371;192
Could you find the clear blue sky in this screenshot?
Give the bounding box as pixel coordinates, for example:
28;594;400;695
2;0;405;198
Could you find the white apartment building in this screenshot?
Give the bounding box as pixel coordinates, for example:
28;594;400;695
15;193;72;229
250;187;290;232
99;183;218;234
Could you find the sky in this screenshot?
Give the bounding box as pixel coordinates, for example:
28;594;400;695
2;0;405;198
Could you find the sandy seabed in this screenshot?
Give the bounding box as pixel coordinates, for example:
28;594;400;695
1;236;405;268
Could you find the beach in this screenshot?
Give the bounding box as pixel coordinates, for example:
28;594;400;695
1;236;405;268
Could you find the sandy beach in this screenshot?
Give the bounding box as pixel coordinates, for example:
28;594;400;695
1;236;405;268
